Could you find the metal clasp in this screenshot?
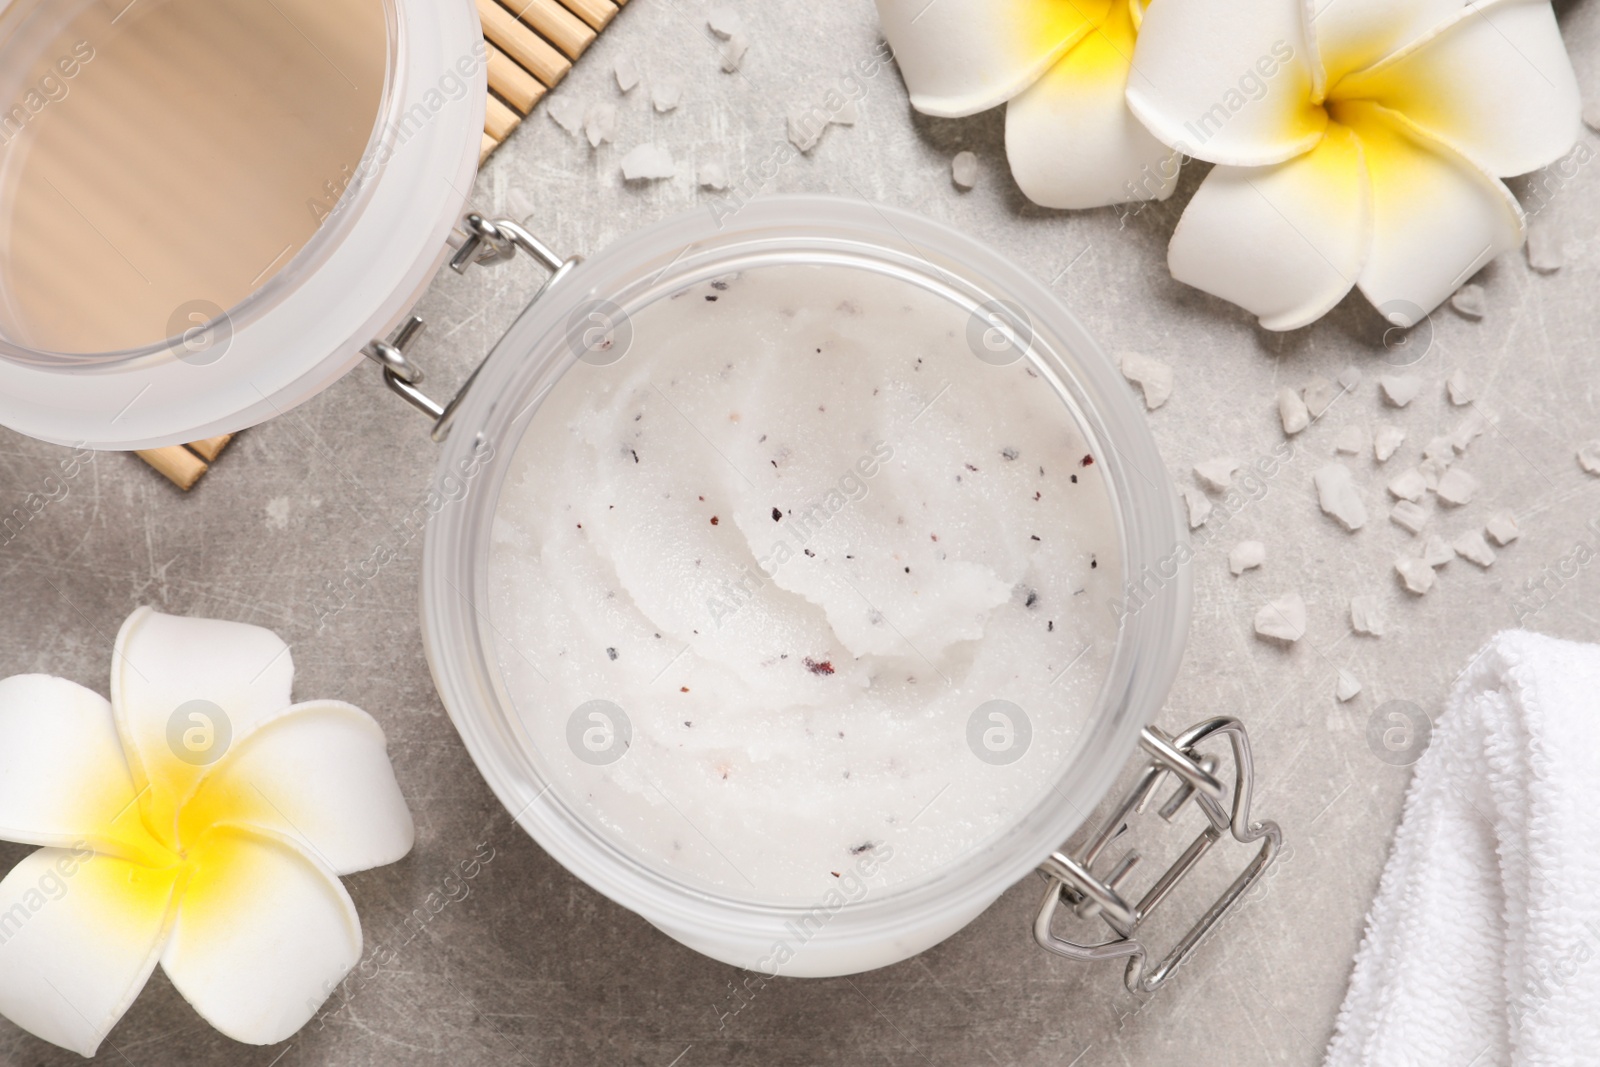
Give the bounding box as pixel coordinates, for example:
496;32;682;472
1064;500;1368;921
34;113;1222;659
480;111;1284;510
363;214;580;442
1033;717;1281;994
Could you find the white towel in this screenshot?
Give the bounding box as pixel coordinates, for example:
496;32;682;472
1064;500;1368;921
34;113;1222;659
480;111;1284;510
1326;630;1600;1067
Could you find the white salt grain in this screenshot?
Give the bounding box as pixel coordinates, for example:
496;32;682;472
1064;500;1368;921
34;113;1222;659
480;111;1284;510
1485;511;1520;546
1194;457;1239;493
951;151;978;190
620;143;676;181
787;105;826;153
1119;352;1173;410
1334;425;1367;455
1182;485;1212;529
1390;500;1428;535
1336;670;1362;702
1423;436;1455;466
1526;217;1564;273
1450;283;1486;321
1229;541;1265;576
584;102;618;147
1387;468;1427;503
707;5;743;38
1350;595;1385;636
1422;534;1455;569
1436;467;1478;506
1396;556;1436;595
1337;365;1362;390
1418;457;1448;491
1255;593;1307;644
1314;463;1367;531
1451;412;1487;453
720;33;750;72
1454;530;1497;568
1374;424;1405;463
1380;374;1422;408
1579;441;1600;476
652;79;683;112
831;98;859;126
613;55;641;93
546;95;585;134
698;161;730;191
1304;376;1340;419
1278;386;1310;435
1446;369;1474;406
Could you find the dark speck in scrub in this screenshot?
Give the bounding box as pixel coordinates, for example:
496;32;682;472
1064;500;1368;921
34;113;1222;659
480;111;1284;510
772;507;783;521
849;842;874;855
804;657;835;676
680;686;690;692
1001;447;1019;460
685;721;693;727
606;647;618;660
711;279;729;290
631;449;639;463
1081;454;1095;467
710;516;719;525
705;294;718;301
965;463;978;472
1091;556;1098;569
1030;535;1041;541
804;548;815;557
1048;620;1054;632
904;567;910;573
1071;474;1078;483
1025;590;1038;608
1034;491;1042;501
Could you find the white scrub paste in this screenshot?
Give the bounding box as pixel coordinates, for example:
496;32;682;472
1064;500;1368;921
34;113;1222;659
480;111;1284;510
489;263;1120;902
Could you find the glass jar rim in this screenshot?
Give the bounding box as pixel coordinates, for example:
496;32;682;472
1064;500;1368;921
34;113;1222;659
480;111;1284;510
421;195;1193;972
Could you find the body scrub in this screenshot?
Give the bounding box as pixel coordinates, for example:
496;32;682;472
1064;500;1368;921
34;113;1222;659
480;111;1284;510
489;264;1120;902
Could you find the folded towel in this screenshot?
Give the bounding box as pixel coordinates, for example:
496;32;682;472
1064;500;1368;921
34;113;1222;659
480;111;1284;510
1326;630;1600;1067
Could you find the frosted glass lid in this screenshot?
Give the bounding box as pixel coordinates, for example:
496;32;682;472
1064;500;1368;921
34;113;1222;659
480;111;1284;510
0;0;389;364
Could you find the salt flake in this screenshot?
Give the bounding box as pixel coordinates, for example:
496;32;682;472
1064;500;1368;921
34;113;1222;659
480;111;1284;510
707;5;743;38
1422;534;1455;569
1422;436;1455;466
1436;467;1478;506
1446;369;1474;406
1278;386;1310;435
1454;530;1497;568
1380;374;1422;408
613;55;641;93
1303;376;1340;419
1255;593;1307;644
1119;352;1173;410
546;95;585;134
652;78;684;112
720;32;750;73
1396;556;1436;595
1450;283;1486;321
1485;512;1520;546
1333;425;1367;456
1350;595;1385;636
1314;463;1367;531
1374;424;1405;463
951;150;978;190
1194;457;1239;493
1526;216;1564;273
1337;365;1362;390
1181;485;1212;529
698;161;730;191
1229;541;1265;576
787;105;827;153
1389;500;1429;535
620;143;676;181
1387;468;1427;503
1579;442;1600;476
1336;670;1362;702
584;102;617;147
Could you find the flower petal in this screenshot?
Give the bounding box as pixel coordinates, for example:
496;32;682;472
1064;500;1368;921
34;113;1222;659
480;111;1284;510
1343;102;1524;324
180;701;414;876
1167;123;1368;330
1005;1;1181;208
1126;0;1326;166
1305;0;1473;87
112;608;294;848
0;848;180;1057
875;0;1111;117
0;675;168;864
1332;0;1581;177
161;825;361;1046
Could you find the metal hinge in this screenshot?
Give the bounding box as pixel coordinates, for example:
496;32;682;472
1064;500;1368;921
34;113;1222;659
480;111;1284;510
362;214;580;442
1033;717;1281;994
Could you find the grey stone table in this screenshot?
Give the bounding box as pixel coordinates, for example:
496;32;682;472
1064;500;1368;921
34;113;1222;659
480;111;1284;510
2;1;1598;1064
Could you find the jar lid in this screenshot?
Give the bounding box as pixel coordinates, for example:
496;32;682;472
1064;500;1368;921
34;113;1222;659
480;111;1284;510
0;0;483;448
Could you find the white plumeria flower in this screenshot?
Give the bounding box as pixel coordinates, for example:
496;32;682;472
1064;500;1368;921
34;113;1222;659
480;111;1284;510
876;0;1180;208
0;608;413;1056
1126;0;1581;330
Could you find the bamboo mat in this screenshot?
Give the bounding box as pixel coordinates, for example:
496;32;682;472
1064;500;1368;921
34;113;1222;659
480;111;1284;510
139;0;626;489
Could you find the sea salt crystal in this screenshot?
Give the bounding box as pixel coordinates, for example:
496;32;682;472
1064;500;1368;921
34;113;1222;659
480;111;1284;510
1450;283;1486;321
1194;457;1239;493
1334;425;1367;455
1446;370;1474;406
707;5;743;38
652;78;683;112
613;55;641;93
1418;457;1447;491
1380;374;1422;408
1255;593;1307;644
787;105;826;153
720;33;750;72
584;102;618;147
1336;670;1362;702
951;151;978;190
1229;541;1265;576
1350;595;1385;636
1278;386;1310;434
1454;530;1497;568
1389;500;1429;535
1396;556;1436;595
1422;534;1455;568
1314;463;1367;531
1451;412;1487;452
546;94;585;134
831;98;859;126
1436;467;1478;506
1388;468;1427;503
1303;376;1341;419
1337;365;1362;390
1374;425;1405;463
1182;485;1212;529
1485;511;1520;546
1388;502;1427;534
1579;442;1600;476
698;161;730;191
1526;216;1564;273
1120;352;1173;410
620;143;676;181
1422;436;1455;466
